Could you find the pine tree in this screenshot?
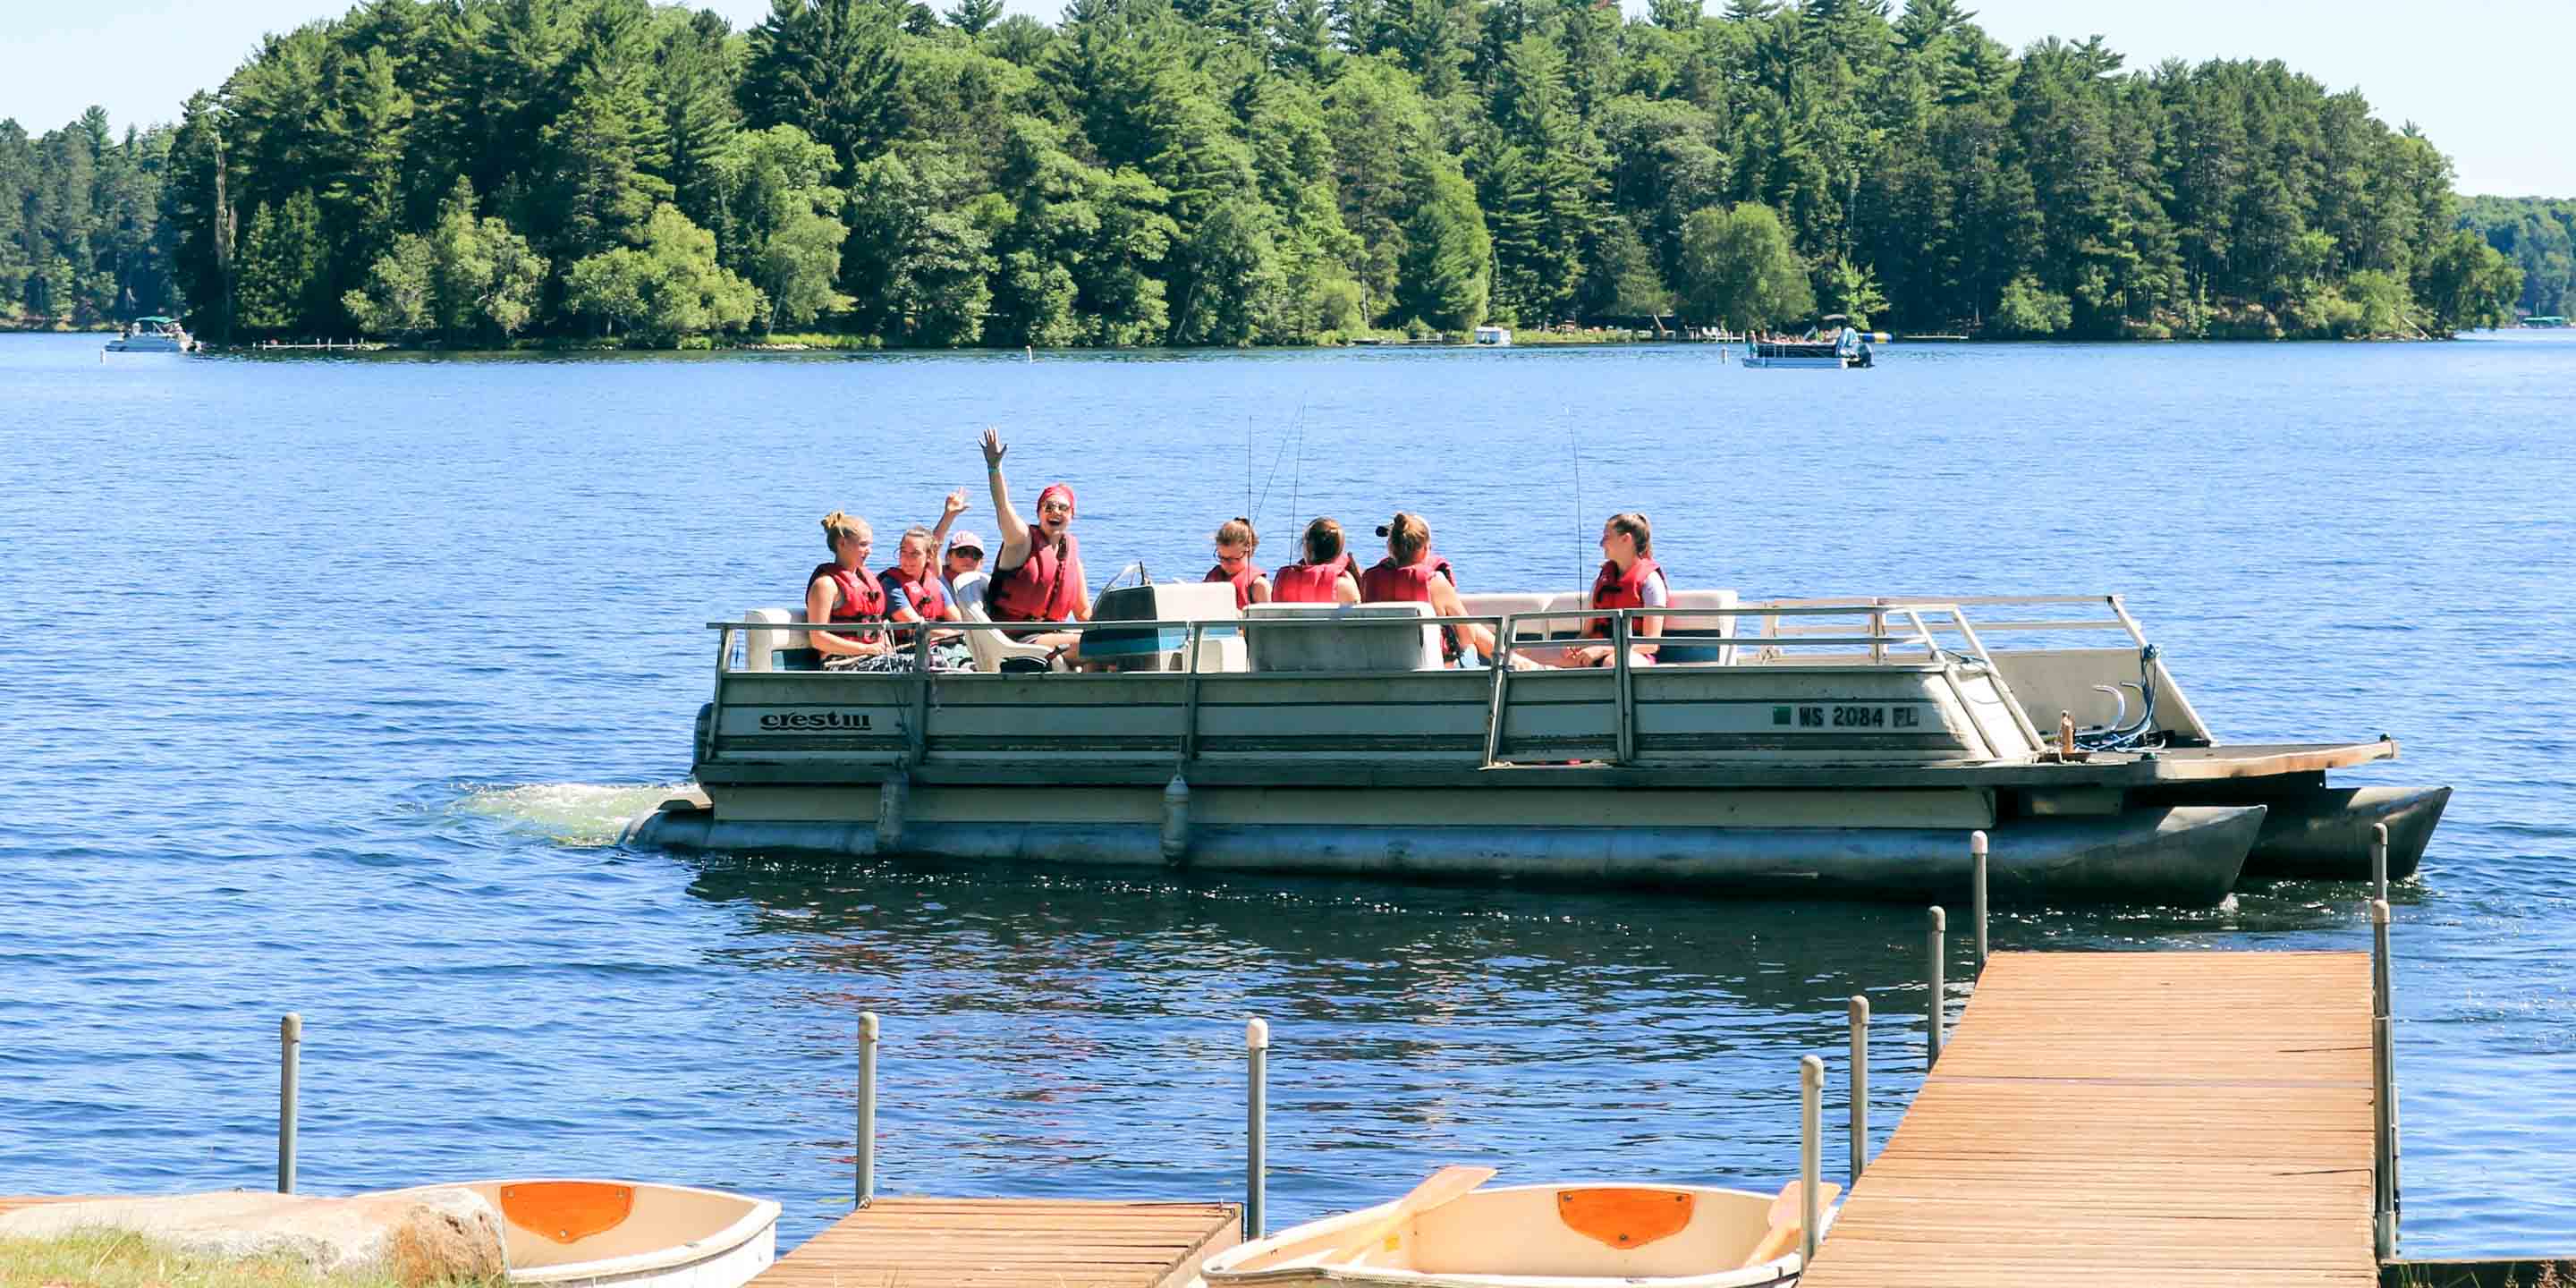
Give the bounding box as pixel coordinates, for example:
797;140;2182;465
741;0;908;177
234;191;327;333
945;0;1004;35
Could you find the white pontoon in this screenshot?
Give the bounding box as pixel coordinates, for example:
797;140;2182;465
624;586;2445;905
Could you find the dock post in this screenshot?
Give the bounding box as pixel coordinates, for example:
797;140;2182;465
1847;996;1868;1182
857;1012;879;1207
2370;898;2399;1256
1970;830;1988;969
2371;822;2390;904
1927;907;1946;1067
1246;1017;1269;1241
277;1013;301;1193
1800;1055;1823;1265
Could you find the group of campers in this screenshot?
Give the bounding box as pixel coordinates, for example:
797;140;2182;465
798;429;1669;673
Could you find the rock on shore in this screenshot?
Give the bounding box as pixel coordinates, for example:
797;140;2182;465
0;1189;509;1284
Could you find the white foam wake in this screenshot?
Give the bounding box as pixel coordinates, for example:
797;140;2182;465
451;782;689;847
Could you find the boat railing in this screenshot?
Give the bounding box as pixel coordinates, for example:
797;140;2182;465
1749;594;2145;652
700;603;1961;674
698;603;1993;769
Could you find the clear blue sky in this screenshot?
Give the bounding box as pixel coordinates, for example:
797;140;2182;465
13;0;2567;196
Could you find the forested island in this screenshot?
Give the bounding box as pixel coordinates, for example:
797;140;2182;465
0;0;2533;348
2462;197;2576;321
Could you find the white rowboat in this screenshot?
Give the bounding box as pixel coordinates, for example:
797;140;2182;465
388;1180;778;1288
1197;1182;1826;1288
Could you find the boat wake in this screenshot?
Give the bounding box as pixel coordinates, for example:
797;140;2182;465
448;782;686;848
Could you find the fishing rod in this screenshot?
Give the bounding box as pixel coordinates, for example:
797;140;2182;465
1567;405;1586;613
1286;398;1308;528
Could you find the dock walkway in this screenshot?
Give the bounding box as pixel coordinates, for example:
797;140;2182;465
753;1198;1240;1288
1802;950;2377;1288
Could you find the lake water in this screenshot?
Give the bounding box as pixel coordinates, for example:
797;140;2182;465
3;332;2571;1257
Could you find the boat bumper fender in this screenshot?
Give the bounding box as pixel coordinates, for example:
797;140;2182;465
876;775;910;853
1161;775;1191;863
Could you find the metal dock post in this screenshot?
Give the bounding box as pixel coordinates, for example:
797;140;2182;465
277;1013;300;1193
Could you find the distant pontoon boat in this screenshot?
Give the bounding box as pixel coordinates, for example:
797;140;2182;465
1741;316;1874;369
625;585;2446;906
104;317;194;352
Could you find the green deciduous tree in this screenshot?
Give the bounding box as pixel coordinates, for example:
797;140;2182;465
1675;200;1811;328
564;201;760;340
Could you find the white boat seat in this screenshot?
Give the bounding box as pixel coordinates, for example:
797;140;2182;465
741;606;805;673
1659;589;1739;665
949;569;989;620
960;598;1062;673
1245;602;1443;673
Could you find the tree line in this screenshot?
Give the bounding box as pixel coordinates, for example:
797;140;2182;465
5;0;2530;345
2461;196;2576;319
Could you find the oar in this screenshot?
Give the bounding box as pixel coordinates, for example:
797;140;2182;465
1738;1178;1842;1268
1322;1165;1497;1265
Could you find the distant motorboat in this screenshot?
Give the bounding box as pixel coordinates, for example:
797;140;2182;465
105;317;194;353
1473;325;1513;345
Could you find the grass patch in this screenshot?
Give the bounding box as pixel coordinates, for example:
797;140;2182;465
0;1233;508;1288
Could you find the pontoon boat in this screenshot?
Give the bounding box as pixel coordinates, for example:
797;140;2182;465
623;585;2445;906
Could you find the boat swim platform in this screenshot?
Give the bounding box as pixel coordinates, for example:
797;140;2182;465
1801;950;2378;1288
753;1197;1241;1288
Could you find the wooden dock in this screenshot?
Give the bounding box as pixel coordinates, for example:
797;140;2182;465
1802;951;2378;1288
754;1198;1240;1288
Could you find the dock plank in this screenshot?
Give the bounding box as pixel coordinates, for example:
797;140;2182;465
1800;951;2378;1288
756;1198;1240;1288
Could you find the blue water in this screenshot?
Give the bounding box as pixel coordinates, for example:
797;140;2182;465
2;333;2571;1256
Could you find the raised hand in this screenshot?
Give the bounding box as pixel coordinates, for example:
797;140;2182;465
943;488;971;519
980;427;1007;468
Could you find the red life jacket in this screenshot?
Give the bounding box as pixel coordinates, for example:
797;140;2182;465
1586;556;1663;639
1205;561;1258;609
879;562;949;623
1360;553;1462;660
989;530;1081;623
809;562;886;642
1358;553;1455;604
1271;560;1345;604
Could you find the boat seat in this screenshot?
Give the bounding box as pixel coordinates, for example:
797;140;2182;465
1245;603;1443;673
740;606;809;673
959;598;1063;673
1658;589;1740;665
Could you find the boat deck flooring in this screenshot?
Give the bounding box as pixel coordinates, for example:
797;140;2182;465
754;1197;1241;1288
1800;950;2378;1288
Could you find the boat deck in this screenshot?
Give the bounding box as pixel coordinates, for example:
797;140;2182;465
1801;951;2377;1288
754;1197;1241;1288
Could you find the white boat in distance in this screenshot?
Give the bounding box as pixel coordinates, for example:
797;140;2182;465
626;585;2447;906
1196;1178;1830;1288
1741;316;1877;369
104;316;194;352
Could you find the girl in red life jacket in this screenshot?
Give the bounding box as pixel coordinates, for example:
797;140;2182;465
881;487;971;641
805;511;894;669
1359;511;1498;665
1570;510;1667;668
1270;517;1363;605
979;428;1089;660
1204;517;1273;609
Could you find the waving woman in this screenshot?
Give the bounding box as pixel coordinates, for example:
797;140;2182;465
979;428;1089;656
